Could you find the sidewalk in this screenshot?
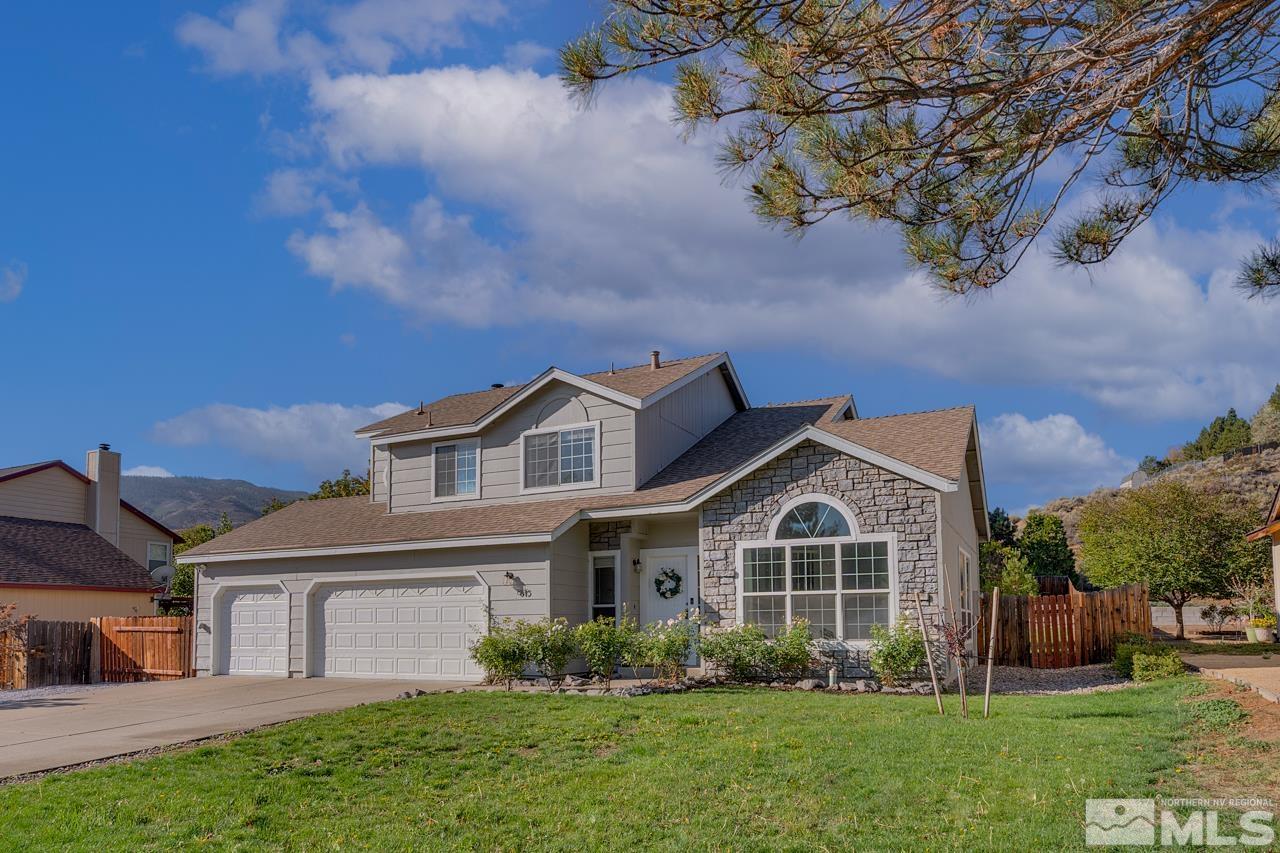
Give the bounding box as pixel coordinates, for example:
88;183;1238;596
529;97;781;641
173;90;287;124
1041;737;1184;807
1181;653;1280;703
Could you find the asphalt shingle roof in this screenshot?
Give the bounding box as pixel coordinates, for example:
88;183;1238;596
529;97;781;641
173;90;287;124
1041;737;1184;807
0;515;160;590
358;353;727;438
185;399;975;558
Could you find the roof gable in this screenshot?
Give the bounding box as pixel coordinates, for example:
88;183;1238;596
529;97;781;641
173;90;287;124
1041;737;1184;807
357;353;746;442
0;459;181;542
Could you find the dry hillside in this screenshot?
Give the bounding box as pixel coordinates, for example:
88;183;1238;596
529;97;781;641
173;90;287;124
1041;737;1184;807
1035;447;1280;548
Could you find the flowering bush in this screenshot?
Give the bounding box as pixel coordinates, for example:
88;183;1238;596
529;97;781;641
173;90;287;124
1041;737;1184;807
868;621;926;686
469;621;528;690
573;616;630;686
513;618;576;684
698;623;769;680
765;619;814;678
625;615;693;682
1249;613;1277;630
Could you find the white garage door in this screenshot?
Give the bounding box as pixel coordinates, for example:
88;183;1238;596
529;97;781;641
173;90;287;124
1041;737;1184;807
221;588;288;675
313;579;485;680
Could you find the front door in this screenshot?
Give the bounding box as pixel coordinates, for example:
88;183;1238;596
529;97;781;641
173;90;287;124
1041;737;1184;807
641;548;699;664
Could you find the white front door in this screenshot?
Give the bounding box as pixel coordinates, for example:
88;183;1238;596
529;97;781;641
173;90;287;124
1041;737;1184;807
312;579;485;680
221;588;288;676
640;548;699;624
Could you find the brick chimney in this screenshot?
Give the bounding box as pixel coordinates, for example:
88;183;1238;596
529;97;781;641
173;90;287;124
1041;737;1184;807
85;443;121;546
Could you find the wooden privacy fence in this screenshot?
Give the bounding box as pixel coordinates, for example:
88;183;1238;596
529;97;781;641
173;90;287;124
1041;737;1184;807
1;616;193;689
978;583;1151;669
98;616;193;682
0;620;93;690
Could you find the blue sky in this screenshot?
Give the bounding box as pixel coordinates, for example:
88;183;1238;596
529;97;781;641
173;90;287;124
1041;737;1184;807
2;2;1278;513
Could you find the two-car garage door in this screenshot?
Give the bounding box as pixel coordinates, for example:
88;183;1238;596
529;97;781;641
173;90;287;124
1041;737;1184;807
313;580;485;680
221;580;485;680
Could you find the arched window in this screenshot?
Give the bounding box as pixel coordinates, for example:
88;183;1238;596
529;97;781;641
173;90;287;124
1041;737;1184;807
774;501;851;539
740;495;894;644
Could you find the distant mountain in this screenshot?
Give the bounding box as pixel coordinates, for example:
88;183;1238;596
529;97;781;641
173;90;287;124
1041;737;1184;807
121;476;308;531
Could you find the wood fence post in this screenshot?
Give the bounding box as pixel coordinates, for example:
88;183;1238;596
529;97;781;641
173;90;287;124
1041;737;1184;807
89;617;102;684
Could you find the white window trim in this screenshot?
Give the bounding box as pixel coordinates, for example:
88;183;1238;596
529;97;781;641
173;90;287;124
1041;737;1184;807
147;540;172;570
767;493;861;540
586;550;621;622
518;420;602;495
430;437;482;502
735;498;898;648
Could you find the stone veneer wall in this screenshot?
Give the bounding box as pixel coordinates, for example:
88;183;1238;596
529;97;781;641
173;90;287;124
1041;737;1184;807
698;440;944;678
588;521;631;551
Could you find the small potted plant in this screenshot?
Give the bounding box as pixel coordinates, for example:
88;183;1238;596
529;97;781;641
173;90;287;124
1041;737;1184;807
1250;613;1277;644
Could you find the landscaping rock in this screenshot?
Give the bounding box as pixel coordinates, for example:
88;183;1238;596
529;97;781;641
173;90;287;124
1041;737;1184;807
769;681;784;689
561;675;591;688
911;683;933;695
856;680;879;693
794;679;825;691
398;691;414;700
836;681;859;692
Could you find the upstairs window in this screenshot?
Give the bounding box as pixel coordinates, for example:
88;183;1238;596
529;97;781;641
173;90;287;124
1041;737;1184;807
147;542;171;573
522;423;598;491
433;439;479;499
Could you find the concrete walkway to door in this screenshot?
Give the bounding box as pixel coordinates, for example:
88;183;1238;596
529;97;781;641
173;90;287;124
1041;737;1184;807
0;676;471;779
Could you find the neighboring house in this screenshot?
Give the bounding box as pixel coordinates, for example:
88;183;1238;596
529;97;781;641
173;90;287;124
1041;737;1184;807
0;446;179;621
1245;486;1280;617
181;352;989;681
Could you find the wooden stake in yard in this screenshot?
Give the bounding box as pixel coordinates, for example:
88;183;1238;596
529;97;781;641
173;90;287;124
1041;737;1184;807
984;587;1000;719
912;590;944;716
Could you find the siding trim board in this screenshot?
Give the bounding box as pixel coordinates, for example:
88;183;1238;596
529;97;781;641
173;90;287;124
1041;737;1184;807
0;582;159;594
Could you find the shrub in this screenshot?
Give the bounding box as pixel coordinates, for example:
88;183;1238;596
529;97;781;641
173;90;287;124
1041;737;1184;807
765;619;815;679
985;549;1038;596
513;618;577;684
1112;637;1155;678
469;622;528;690
868;620;926;686
1250;613;1277;630
698;623;769;680
573;617;629;686
1131;649;1186;681
627;618;692;682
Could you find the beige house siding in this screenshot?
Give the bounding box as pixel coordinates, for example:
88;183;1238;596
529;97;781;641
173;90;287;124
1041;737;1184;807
119;510;171;569
938;466;980;647
0;467;86;524
634;369;737;485
549;521;588;622
386;380;636;514
194;543;550;676
0;587;155;621
371;445;389;504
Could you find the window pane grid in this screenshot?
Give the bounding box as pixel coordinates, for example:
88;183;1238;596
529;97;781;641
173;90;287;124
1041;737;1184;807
524;427;595;488
790;544;836;591
524;432;559;489
559;427;595;484
743;547;785;593
741;538;894;642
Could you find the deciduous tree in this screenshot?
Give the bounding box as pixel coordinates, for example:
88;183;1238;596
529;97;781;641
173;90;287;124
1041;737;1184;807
563;1;1280;294
1078;480;1246;637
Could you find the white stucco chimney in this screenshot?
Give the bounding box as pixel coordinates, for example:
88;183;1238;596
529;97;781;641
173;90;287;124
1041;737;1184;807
86;443;121;546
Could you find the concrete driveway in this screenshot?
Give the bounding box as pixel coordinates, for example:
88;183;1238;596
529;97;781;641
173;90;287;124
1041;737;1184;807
0;676;471;779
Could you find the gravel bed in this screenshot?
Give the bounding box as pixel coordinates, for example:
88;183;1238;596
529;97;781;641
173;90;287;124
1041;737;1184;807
0;682;122;705
961;663;1131;695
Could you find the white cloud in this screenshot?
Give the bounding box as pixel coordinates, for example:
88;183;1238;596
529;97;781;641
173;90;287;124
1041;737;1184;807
282;65;1280;421
981;413;1135;500
0;262;26;303
502;40;551;70
123;465;175;478
177;0;503;76
152;400;405;475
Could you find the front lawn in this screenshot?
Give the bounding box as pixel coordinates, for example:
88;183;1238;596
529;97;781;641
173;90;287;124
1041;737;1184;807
1;684;1192;849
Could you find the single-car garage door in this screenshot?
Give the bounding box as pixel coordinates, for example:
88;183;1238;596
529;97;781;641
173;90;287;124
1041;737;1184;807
312;579;485;680
221;588;288;675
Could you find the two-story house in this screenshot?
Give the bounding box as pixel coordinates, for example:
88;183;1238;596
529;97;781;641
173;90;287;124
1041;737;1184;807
181;352;988;680
0;445;179;621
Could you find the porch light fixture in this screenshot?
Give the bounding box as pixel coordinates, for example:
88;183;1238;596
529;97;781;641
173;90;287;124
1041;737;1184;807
632;558;642;573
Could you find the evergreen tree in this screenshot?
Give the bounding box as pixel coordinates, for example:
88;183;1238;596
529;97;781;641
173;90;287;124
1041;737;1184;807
988;507;1016;547
1183;409;1252;460
1251;384;1280;445
1016;512;1076;580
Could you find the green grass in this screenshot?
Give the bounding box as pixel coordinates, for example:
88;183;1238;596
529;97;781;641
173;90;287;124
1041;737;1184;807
0;684;1194;850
